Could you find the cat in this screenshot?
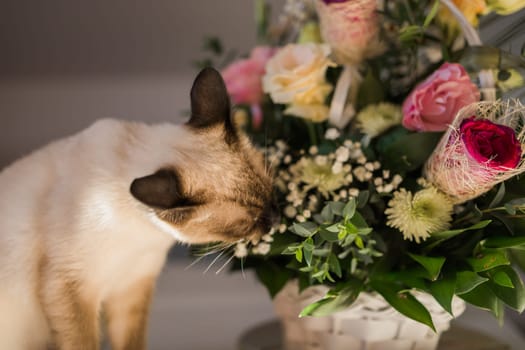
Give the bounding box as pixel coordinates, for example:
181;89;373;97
0;67;275;350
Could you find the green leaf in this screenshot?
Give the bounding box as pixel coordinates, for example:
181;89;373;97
488;266;525;312
320;205;334;223
430;274;456;315
430;220;492;241
329;202;345;216
300;281;363;317
303;239;314;266
381;132;443;173
455;271;489;295
324;223;341;233
399;25;423;43
328;253;342;278
489;183;506;209
370;280;435;331
357;190;370;208
295;248;303;263
459;283;503;319
408;253;446;281
423;0;440;28
466;250;510;272
484;235;525;248
255;263;292;298
292;222;315;237
488;269;514;288
343;198;357;219
320;228;340;242
351;211;368;228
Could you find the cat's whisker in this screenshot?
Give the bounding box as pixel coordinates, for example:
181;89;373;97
203;248;228;274
240;256;246;279
185;254;208;270
215;253;235;275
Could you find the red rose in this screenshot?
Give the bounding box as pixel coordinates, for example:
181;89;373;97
460;117;522;170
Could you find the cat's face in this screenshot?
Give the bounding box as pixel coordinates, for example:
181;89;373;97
130;68;276;244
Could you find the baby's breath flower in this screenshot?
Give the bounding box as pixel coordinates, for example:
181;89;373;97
303;209;312;218
335;146;350;162
262;234;274;242
309;145;319;155
284;155;292;164
356;103;402;138
349;188;360;197
331;161;343;174
234;243;248;258
385;187;454;243
253;242;271;255
325;128;340;140
279;224;288;233
284;205;297;218
296;215;306;222
315;155;328;166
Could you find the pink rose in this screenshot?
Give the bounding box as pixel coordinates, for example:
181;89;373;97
461;117;521;170
402;63;481;132
221;46;276;106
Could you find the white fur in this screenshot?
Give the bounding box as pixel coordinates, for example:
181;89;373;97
0;119;196;349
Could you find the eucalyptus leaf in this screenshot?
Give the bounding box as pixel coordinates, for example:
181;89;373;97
357;190;370;208
292;222;315;237
320;229;340;242
328;253;342;278
343;199;357;219
329;202;345;216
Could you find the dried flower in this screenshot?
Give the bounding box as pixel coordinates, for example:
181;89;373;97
386;187;454;243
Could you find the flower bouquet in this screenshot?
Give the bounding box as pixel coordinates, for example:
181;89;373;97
198;0;525;347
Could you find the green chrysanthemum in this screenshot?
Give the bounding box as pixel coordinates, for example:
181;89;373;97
355;103;402;138
385;187;453;243
296;158;347;197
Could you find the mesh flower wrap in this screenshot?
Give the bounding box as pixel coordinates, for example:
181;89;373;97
425;100;525;204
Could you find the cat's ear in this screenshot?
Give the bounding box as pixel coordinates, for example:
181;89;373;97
187;67;236;142
130;169;185;209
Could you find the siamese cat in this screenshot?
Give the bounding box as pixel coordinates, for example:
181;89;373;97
0;68;275;350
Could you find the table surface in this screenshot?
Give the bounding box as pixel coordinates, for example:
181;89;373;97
140;260;525;350
238;320;510;350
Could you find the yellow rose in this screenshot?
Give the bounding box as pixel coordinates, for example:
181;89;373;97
438;0;487;33
486;0;525;14
263;43;335;121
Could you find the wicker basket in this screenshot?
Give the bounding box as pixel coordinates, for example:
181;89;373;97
273;281;466;350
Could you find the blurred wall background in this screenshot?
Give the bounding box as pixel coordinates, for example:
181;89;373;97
0;0;282;167
1;1;524;168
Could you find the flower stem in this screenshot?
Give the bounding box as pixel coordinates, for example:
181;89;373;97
306;121;318;145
